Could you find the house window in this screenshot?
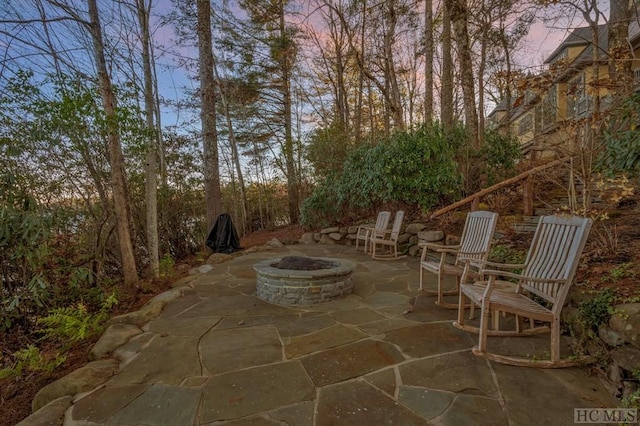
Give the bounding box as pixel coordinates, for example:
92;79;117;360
518;114;533;135
567;74;590;117
539;86;557;129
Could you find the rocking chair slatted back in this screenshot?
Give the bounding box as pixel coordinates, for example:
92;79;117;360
457;211;500;265
372;211;391;238
520;215;592;309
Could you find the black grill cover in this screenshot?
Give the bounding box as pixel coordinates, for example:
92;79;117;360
206;213;242;254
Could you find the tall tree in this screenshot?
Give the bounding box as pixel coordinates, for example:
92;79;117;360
608;0;635;96
277;0;300;224
86;0;139;286
450;0;478;144
134;0;159;277
235;0;301;224
196;0;223;229
441;0;454;128
424;0;434;123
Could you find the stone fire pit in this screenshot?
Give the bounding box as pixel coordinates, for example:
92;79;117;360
254;256;355;306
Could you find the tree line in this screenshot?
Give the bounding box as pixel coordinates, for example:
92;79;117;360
0;0;637;325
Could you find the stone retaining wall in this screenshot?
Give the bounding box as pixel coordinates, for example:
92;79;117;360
300;222;447;257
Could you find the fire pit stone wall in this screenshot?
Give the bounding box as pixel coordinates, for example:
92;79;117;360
254;257;355;305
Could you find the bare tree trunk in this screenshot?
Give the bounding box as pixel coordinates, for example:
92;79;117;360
135;0;159;278
608;0;634;96
87;0;138;286
196;0;223;230
450;0;478;144
354;0;367;139
477;2;487;145
424;0;433;123
441;0;453;128
279;2;300;224
213;59;249;235
382;0;404;130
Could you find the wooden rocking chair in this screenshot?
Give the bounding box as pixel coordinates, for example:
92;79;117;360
454;215;593;368
371;210;405;260
355;211;390;253
419;211;498;308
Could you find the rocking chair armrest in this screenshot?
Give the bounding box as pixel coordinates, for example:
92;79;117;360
464;259;526;270
434;247;460;254
419;243;460;260
357;223;375;231
418;243;460;251
481;268;568;284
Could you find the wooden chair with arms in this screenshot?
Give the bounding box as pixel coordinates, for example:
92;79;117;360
371;210;405;260
419;211;498;308
454;215;593;368
355;211;391;253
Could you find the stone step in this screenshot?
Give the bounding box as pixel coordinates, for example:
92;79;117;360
522;216;540;224
512;223;538;233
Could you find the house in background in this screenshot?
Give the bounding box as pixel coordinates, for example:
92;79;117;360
488;21;640;161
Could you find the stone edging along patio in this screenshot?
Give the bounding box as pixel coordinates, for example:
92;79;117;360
20;239;289;425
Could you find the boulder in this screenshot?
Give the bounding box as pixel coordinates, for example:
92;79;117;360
189;264;214;275
598;325;625;347
610;303;640;347
319;234;336;244
18;396;72;426
170;275;198;288
405;223;427;234
32;359;119;412
299;233;316;245
108;288;182;326
328;232;343;241
320;227;339;234
611;345;640;373
418;230;444;242
446;235;461;245
398;233;411;244
408;245;422;257
264;238;284;249
89;323;142;361
206;253;233;265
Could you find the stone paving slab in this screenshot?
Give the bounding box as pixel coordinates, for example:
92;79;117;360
492;363;618;425
200;326;283;374
107;335;201;386
156;295;202;318
329;307;386;325
146;316;220;336
68;384;149;423
275;313;335;337
301;339;405;386
364;367;397;396
316;380;427;425
357;318;421;335
285;323;367;358
176;294;292;318
200;361;315;422
365;291;411;307
399;351;499;397
24;244;621;426
215;313;301;330
384;322;475;358
108;384;201;426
